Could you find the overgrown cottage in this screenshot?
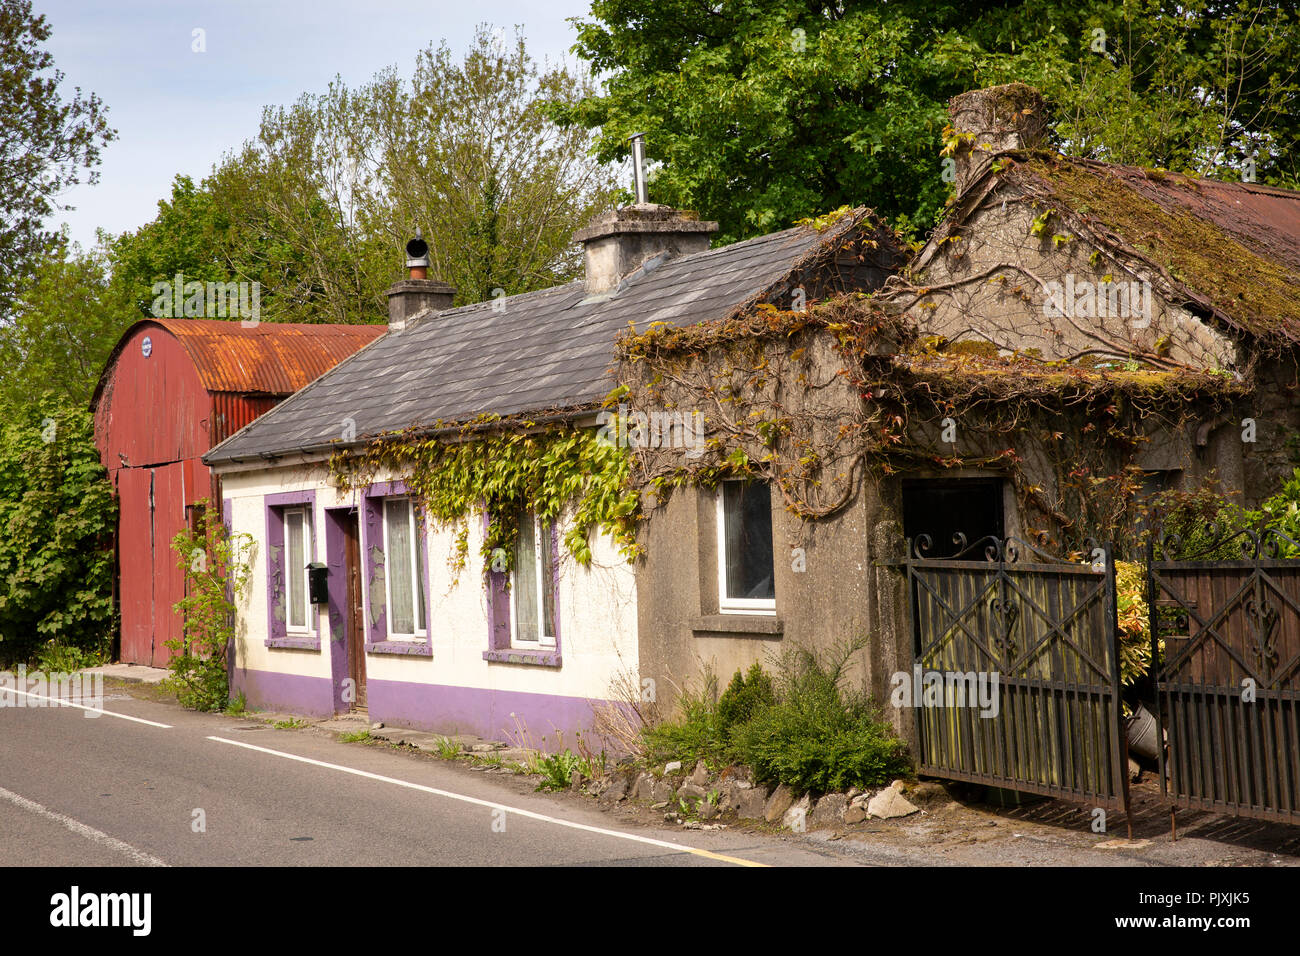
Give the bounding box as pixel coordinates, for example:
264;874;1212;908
204;83;1300;748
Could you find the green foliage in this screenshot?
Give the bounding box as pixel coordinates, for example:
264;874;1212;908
642;668;727;769
338;728;372;743
0;401;116;665
0;0;115;313
273;717;308;730
331;419;639;570
1;238;135;409
717;662;776;741
1114;559;1153;717
1252;467;1300;555
33;638;106;673
729;639;911;794
164;500;255;711
534;749;590;792
561;0;1299;244
104;26;615;326
226;692;248;716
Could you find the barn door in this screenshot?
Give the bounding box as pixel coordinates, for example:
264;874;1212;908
116;469;154;666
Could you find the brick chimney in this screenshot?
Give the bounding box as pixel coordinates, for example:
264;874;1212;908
386;230;455;330
948;82;1048;194
575;204;718;296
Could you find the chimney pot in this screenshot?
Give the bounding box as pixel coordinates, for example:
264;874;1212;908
387;230;454;330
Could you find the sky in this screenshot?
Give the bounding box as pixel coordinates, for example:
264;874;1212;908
36;0;592;249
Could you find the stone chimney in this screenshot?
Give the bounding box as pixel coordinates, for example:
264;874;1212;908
386;230;456;331
574;204;718;296
948;82;1048;195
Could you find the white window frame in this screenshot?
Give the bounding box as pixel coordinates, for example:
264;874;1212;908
716;481;777;615
283;507;315;634
382;496;427;640
509;512;557;649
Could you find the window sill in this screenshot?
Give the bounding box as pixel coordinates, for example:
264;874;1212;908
690;615;784;637
265;635;321;650
366;641;433;657
482;648;562;668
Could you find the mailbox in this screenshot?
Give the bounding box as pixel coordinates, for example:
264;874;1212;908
307;563;329;605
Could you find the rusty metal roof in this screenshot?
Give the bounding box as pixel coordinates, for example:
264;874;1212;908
92;318;385;410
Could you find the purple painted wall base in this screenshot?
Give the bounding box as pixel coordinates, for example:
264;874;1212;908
232;666;334;718
368;679;609;748
231;666;618;750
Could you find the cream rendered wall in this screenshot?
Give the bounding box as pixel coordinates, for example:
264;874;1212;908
220;464;639;707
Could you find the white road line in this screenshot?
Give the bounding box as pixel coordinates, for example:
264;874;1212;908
0;688;172;728
207;735;767;867
0;784;169;867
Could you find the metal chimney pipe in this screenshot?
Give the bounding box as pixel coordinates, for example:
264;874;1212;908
629;133;648;204
405;226;430;280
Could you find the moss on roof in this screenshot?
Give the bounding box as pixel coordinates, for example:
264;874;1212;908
1019;155;1300;345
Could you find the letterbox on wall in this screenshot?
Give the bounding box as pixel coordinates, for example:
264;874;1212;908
307;563;329;605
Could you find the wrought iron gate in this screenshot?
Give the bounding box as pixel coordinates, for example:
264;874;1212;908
1149;528;1300;823
900;535;1129;810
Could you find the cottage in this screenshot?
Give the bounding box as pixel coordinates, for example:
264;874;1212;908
202;204;902;739
92;318;384;666
625;83;1300;740
203;84;1300;757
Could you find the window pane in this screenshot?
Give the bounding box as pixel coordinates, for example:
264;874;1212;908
539;519;556;640
513;513;539;643
414;508;426;632
287;511;305;629
386;498;415;634
723;482;775;601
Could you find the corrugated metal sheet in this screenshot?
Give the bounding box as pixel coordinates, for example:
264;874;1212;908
91;319;385;411
151;318;385;395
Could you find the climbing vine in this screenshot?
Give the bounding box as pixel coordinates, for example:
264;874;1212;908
329;416;640;571
616;291;1243;554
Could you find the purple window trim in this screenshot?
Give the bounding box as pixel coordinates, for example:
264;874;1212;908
264;490;318;647
365;640;434;657
265;635;323;650
482;648;562;667
485;508;563;665
361;480;432;650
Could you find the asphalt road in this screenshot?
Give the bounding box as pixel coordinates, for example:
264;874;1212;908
0;684;848;868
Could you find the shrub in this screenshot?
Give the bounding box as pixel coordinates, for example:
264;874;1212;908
730;638;911;794
0;401;116;666
641;668;727;768
717;661;775;741
165;500;254;711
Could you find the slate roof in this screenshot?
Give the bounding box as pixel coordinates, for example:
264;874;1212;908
205;208;898;465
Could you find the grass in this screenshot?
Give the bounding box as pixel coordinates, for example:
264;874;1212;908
338;728;371;743
273;717;309;730
434;735;463;760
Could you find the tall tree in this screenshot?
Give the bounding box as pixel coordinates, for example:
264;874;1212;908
0;234;133;408
0;0;114;315
561;0;1299;243
101;26;616;326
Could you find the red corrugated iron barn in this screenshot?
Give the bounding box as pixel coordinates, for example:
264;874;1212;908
91;318;385;666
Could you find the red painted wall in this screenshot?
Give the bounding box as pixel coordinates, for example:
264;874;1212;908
94;324;222;666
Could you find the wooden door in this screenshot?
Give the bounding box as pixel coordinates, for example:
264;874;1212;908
343;513;367;711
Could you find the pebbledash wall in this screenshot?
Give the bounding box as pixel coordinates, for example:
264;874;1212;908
220;465;639;746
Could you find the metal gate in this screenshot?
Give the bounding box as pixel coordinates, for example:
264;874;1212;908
1149;528;1300;823
900;534;1129;810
